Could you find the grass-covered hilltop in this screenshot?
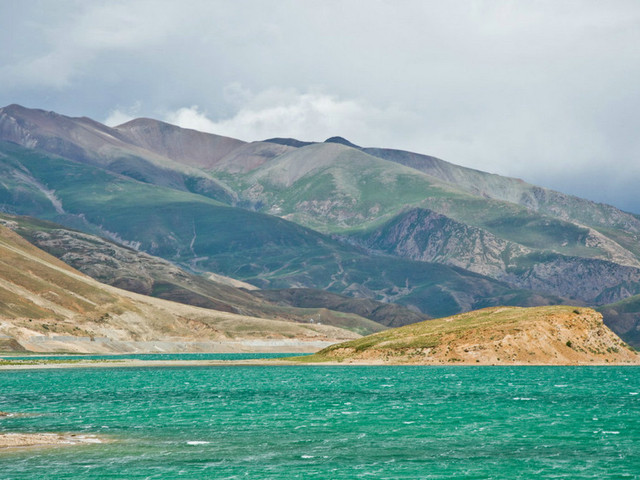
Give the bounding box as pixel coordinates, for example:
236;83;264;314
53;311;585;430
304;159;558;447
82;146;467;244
296;306;639;365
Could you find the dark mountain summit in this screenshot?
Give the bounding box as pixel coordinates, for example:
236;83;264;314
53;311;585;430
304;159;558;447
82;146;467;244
324;136;362;149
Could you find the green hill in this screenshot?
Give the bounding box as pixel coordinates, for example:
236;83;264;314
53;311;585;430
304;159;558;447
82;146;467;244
0;213;388;336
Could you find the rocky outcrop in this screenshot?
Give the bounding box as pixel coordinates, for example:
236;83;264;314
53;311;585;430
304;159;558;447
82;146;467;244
359;208;531;278
356;208;640;305
504;254;640;304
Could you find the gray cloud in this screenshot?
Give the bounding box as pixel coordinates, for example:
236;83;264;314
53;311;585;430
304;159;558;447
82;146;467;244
1;0;639;212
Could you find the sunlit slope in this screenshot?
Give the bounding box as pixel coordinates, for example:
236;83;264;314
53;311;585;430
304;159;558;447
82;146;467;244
299;306;639;365
114;117;246;169
236;142;638;266
365;146;640;258
0;222;362;353
229;141;640;303
1;213;386;336
4;105;637;320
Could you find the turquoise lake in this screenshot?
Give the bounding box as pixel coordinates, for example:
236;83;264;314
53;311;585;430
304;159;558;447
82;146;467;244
1;364;639;479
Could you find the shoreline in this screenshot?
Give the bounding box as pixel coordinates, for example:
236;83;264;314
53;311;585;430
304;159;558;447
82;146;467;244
1;357;639;370
0;433;105;450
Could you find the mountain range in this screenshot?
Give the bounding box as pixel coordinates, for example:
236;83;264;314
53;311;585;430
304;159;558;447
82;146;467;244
1;103;639;347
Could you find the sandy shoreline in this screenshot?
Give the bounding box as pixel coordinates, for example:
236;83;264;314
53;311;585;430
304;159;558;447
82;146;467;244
0;432;104;449
1;357;639;370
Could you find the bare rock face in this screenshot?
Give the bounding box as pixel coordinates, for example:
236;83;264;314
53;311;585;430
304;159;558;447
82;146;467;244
358;208;640;305
503;255;640;304
360;208;530;278
310;306;640;365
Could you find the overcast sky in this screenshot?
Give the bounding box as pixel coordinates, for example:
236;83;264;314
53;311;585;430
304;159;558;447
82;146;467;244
2;0;639;213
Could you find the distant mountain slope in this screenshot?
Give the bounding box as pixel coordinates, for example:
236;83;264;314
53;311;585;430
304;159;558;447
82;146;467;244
356;207;531;278
0;141;555;320
354;207;640;303
0;105;236;204
2;104;638;322
231;141;638;266
299;306;638;365
219;140;640;303
211;141;295;174
598;295;640;348
252;288;430;328
0;213;387;335
0;221;360;353
364;147;640;256
114;118;245;169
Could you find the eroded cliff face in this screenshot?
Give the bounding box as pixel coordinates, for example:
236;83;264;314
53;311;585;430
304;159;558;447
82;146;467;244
503;256;640;304
359;208;530;278
356;208;640;305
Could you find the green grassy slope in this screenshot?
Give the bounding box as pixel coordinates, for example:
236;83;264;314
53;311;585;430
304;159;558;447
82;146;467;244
231;142;632;266
0;142;562;321
364;147;640;256
252;288;430;328
4;106;639;311
0;105;236;204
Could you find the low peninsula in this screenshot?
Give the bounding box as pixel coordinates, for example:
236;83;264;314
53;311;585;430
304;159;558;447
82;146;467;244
293;306;640;365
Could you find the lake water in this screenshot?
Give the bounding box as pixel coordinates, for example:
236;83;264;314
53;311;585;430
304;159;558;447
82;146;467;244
1;364;639;479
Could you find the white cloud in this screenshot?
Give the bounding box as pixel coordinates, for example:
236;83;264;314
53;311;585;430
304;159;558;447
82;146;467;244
1;0;182;89
3;1;640;211
164;88;418;145
164;105;221;134
104;101;142;126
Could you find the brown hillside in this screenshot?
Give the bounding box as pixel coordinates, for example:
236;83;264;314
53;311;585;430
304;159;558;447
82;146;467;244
0;223;359;353
301;306;639;365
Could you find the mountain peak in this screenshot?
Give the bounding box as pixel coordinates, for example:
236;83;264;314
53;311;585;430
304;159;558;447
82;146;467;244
262;137;314;148
324;136;361;149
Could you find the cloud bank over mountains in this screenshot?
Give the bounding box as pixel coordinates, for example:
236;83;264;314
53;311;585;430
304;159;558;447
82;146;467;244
2;0;639;212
